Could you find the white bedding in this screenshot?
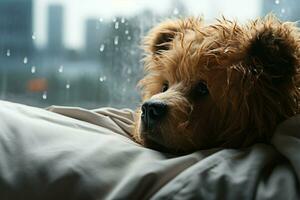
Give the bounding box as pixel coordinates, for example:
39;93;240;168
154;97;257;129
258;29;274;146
0;100;299;200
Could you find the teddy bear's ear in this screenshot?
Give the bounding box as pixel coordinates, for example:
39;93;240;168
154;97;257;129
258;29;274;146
143;20;181;55
144;18;202;55
247;17;300;85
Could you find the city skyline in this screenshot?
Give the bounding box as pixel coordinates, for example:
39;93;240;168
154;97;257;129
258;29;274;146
33;0;261;49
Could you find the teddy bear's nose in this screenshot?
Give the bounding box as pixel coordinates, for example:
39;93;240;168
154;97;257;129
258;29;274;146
141;100;167;129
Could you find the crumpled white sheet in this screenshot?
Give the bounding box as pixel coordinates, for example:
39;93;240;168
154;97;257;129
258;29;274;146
0;100;298;200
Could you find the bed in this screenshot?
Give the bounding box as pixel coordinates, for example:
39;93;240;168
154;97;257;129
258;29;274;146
0;100;299;200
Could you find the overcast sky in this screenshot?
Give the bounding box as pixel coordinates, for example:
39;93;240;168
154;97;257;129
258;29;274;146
33;0;262;49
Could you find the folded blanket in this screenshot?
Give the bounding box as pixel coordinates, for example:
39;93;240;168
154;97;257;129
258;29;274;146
0;100;299;200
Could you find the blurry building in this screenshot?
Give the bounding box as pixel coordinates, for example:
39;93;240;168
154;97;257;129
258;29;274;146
0;0;33;57
85;18;108;58
85;19;100;57
47;4;64;55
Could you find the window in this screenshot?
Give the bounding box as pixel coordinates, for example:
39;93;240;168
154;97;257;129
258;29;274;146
0;0;298;109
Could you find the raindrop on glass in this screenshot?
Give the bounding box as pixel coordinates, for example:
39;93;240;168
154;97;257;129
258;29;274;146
42;91;47;100
23;57;28;64
275;0;280;4
31;66;36;74
125;30;129;35
66;83;70;89
121;17;125;23
6;49;10;57
127;36;131;41
130;50;135;55
99;17;103;22
115;21;119;29
32;33;36;40
127;68;132;74
173;8;179;15
99;76;107;82
58;65;64;73
113;18;117;22
99;44;105;52
281;8;285;13
114;36;119;45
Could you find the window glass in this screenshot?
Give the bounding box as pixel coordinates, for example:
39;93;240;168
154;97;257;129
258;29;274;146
0;0;297;109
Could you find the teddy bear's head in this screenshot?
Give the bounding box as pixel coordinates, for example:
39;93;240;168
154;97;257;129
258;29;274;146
133;15;300;153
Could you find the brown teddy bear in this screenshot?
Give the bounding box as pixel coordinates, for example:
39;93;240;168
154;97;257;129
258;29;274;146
132;15;300;153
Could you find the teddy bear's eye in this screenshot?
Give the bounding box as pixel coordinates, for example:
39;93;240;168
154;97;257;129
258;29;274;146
161;82;169;92
195;82;209;96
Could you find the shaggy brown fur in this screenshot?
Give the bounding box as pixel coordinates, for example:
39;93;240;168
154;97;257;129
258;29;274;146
132;15;300;153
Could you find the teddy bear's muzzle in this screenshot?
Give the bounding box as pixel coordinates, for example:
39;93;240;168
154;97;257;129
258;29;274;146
141;100;168;131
